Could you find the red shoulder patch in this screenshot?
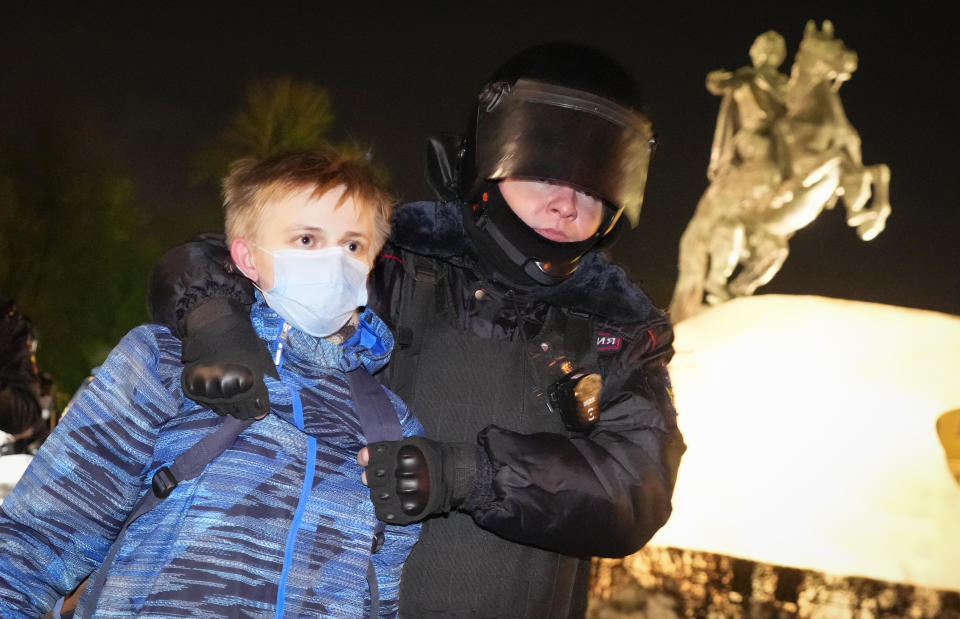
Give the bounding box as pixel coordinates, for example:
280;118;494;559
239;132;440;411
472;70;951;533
596;332;622;353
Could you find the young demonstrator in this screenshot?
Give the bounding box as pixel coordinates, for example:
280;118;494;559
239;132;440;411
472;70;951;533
0;148;422;617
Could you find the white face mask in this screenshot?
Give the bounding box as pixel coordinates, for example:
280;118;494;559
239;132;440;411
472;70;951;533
258;246;370;338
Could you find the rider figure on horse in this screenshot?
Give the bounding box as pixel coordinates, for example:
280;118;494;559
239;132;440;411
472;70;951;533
670;21;891;322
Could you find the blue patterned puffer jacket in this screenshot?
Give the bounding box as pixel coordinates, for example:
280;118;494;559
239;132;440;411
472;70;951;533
0;298;422;617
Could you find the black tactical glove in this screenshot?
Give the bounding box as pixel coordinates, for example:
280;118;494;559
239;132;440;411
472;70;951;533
365;436;478;524
180;297;279;419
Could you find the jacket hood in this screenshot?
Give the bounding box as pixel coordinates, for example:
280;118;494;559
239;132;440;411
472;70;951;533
390;200;662;325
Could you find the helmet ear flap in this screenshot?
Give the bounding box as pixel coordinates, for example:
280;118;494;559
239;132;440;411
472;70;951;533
425;134;465;201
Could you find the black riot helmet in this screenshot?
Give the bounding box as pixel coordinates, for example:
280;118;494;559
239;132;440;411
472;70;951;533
426;42;656;286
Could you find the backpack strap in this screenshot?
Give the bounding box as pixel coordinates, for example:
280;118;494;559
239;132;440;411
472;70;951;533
83;415;254;609
563;310;597;369
347;366;403;444
389;252;438;402
346;366;403;618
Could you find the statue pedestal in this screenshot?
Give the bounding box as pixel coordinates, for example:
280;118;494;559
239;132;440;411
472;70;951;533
589;295;960;617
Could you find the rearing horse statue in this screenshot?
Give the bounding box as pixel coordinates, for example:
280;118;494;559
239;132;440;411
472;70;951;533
669;21;891;322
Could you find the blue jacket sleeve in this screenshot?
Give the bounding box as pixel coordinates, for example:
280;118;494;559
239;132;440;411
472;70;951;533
0;326;181;615
371;390;423;617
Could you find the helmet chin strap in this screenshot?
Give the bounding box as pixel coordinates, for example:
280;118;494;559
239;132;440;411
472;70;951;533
465;183;606;287
479;215;581;283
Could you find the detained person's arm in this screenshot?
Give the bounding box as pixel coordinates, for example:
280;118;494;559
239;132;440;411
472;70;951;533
369;391;423;617
0;327;181;614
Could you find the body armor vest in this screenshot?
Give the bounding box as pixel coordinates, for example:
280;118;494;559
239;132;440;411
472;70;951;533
386;250;597;618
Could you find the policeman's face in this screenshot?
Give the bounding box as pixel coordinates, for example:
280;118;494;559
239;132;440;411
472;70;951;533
499;178;604;243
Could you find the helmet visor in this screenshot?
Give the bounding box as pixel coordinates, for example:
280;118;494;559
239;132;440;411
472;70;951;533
474;78;655;227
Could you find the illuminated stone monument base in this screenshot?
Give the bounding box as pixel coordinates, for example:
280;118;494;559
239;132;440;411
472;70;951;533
590;295;960;617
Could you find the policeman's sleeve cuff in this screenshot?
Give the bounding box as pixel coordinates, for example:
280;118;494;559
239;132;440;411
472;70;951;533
147;234;255;337
458;442;495;512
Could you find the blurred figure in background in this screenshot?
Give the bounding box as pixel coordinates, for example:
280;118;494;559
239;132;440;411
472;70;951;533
0;295;57;503
0;295;54;454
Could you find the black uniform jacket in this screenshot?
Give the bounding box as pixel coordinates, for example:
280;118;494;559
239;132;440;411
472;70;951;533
373;200;684;555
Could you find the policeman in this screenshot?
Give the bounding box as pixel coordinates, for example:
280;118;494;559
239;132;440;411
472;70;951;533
149;42;685;618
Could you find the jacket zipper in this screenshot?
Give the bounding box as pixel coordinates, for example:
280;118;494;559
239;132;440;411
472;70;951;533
272;323;316;618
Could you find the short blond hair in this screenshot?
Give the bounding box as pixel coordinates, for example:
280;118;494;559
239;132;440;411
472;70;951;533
223;147;395;253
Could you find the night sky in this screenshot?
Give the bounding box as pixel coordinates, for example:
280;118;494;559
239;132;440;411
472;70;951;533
2;2;957;315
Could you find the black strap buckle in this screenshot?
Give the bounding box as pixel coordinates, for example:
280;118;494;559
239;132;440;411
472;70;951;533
151;466;178;499
371;530;385;553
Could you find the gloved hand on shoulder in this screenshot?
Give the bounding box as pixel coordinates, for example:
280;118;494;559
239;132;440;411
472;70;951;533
148;234;275;420
180;297;279;419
